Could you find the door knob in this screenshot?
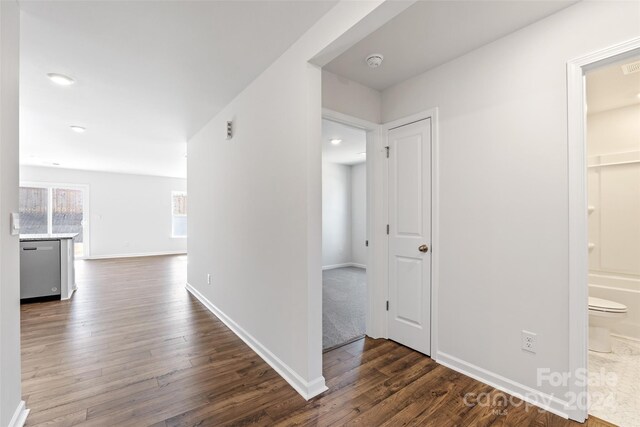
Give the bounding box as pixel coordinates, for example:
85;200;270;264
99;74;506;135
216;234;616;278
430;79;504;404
419;244;429;253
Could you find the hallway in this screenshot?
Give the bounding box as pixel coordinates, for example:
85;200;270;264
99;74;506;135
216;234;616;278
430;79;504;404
21;256;602;426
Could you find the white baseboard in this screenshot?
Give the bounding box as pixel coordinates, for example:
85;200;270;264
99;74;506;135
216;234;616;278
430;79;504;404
8;401;29;427
322;262;366;270
88;251;186;260
436;351;572;420
185;283;327;400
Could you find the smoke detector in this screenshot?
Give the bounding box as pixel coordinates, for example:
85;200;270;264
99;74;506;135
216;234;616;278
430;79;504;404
366;53;384;68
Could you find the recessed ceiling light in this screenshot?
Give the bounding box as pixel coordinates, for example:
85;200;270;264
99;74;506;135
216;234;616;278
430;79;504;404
70;125;86;133
47;73;75;86
330;139;342;145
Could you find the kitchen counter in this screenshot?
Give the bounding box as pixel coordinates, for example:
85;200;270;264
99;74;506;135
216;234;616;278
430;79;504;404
20;233;78;242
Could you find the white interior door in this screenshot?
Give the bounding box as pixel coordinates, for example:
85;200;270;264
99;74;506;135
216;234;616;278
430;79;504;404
387;118;432;355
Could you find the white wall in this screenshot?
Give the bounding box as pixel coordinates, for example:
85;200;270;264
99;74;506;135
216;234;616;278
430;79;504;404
587;105;640;276
0;1;24;425
322;70;382;123
20;166;187;259
587;104;640;156
187;1;385;398
587;104;640;339
321;161;366;269
381;0;640;407
351;162;367;266
322;162;352;267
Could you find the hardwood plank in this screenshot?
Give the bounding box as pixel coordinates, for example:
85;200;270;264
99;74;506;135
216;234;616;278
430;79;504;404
21;255;603;426
29;409;87;427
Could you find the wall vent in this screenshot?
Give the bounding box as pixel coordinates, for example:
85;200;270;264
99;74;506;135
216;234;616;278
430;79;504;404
621;60;640;75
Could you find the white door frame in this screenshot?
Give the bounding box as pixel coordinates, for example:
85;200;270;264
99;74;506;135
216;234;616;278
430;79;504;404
566;37;640;423
382;108;440;357
321;107;440;356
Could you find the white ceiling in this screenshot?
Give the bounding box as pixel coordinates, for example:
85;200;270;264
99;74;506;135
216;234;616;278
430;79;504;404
324;0;576;91
322;119;366;165
587;56;640;115
19;0;336;178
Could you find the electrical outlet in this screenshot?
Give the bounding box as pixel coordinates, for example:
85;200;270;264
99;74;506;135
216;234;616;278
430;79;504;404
521;330;537;353
207;274;211;285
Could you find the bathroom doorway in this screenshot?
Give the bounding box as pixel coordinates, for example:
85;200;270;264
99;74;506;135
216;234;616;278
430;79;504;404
584;53;640;426
321;116;371;351
569;41;640;425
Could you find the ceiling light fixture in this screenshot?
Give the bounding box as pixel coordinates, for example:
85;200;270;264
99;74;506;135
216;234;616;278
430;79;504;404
358;152;366;155
70;125;86;133
330;139;342;145
47;73;75;86
366;53;384;68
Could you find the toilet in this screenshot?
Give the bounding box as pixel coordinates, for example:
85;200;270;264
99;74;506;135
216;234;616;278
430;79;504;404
588;296;628;353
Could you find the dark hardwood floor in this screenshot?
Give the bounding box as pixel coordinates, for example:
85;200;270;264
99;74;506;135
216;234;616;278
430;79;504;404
20;255;608;426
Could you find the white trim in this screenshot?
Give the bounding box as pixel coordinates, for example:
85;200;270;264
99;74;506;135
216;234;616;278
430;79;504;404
322;262;366;270
382;108;440;357
436;352;570;420
88;251;186;260
8;401;29;427
322;108;379;129
383;109;436;131
321;109;383;340
430;109;440;359
185;283;327;400
567;37;640;423
372;124;388;339
322;263;352;270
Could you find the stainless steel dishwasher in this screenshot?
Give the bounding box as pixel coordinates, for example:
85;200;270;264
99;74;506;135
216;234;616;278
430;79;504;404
20;240;61;300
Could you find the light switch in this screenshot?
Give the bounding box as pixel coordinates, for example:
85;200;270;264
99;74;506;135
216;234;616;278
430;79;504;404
10;212;20;236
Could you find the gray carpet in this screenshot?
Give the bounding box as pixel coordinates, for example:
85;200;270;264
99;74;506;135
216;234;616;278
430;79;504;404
323;267;366;349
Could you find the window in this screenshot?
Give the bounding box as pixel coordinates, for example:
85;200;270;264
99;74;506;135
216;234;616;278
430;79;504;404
172;191;187;238
19;187;49;235
19;184;88;258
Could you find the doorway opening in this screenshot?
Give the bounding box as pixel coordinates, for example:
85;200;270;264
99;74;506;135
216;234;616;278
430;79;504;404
319;108;438;359
568;38;640;424
584;53;640;426
321;117;369;351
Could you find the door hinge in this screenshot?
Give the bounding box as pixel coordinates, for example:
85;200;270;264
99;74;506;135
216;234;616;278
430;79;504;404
386;301;389;311
385;146;390;158
386;224;389;235
365;240;369;247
